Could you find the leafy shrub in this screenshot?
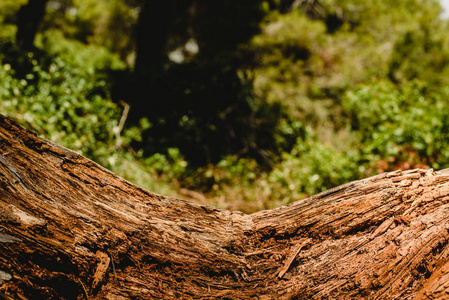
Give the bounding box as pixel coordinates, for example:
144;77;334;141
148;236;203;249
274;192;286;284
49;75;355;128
145;147;188;179
0;38;192;196
264;139;361;203
177;134;361;211
343;80;449;171
0;42;150;178
37;30;126;72
388;25;449;88
185;156;260;192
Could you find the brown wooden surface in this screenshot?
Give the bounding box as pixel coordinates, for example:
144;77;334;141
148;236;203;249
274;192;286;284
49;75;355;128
1;114;449;299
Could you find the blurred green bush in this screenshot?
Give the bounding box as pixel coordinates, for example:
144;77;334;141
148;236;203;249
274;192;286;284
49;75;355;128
343;80;449;171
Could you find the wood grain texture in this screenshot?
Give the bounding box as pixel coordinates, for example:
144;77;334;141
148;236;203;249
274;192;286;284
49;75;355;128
1;114;449;299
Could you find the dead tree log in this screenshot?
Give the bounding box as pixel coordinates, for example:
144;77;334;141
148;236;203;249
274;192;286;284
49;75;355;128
1;113;449;299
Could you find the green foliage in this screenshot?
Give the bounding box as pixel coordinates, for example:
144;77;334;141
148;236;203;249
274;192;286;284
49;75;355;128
42;0;138;61
187;156;260;191
249;11;328;110
3;0;449;213
178;135;360;211
0;0;26;24
265;139;360;202
0;50;185;197
37;30;126;71
247;0;449;127
145;148;188;179
388;24;449;87
343;80;449;170
0;1;24;47
0;58;122;159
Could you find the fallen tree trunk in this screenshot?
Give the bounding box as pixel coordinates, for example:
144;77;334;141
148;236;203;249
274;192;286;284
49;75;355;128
1;114;449;299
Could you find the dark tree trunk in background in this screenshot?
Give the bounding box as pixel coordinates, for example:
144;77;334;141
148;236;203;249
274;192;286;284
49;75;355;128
134;0;171;78
15;0;49;50
2;113;449;299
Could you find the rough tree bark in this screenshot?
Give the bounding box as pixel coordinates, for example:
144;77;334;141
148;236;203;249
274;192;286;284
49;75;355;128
1;113;449;299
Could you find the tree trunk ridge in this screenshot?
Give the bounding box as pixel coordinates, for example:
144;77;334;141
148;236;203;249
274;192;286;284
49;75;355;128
1;113;449;299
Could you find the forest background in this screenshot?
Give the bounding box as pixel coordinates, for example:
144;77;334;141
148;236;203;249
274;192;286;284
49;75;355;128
1;0;449;213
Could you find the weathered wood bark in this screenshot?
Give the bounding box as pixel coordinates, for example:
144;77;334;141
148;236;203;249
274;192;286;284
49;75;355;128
1;113;449;299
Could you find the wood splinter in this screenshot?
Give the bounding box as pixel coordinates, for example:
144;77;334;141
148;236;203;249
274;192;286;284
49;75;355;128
277;238;311;279
92;251;110;289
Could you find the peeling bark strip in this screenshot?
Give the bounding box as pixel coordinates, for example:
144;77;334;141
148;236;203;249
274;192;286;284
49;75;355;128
1;114;449;299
